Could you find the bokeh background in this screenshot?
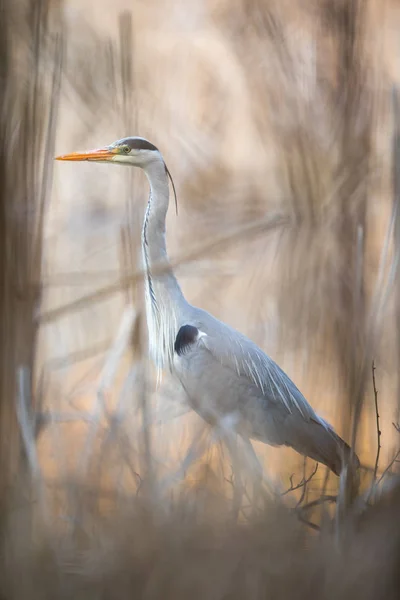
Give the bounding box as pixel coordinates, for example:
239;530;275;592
1;0;400;598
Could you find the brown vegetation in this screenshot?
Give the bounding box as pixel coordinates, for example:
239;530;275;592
0;0;400;598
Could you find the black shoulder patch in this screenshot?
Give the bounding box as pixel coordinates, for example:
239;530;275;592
174;325;199;356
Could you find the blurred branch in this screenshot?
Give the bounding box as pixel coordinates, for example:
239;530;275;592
295;492;337;532
297;514;320;532
377;450;400;486
38;213;290;324
300;494;337;513
16;366;39;477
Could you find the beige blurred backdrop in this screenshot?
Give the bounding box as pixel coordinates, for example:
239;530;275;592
34;0;400;495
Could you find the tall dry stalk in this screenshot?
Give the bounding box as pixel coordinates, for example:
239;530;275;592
392;87;400;424
0;0;63;500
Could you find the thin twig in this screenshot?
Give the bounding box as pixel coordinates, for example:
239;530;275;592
224;468;251;519
377;449;400;485
300;494;337;513
296;463;315;509
372;361;381;481
297;513;320;531
281;463;318;497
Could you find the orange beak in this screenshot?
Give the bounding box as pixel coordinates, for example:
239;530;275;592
55;147;117;161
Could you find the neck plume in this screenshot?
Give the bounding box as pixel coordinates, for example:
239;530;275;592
141;157;187;370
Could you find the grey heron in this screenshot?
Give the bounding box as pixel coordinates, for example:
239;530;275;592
56;136;359;477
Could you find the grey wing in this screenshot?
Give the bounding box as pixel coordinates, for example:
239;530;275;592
194;313;325;427
174;311;352;475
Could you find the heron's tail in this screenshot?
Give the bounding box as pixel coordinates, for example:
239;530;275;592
291;417;360;476
323;427;360;476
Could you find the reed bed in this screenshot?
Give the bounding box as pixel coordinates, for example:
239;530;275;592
0;0;400;598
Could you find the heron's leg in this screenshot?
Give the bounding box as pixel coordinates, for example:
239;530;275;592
223;432;245;521
240;437;266;513
241;437;278;503
212;413;245;520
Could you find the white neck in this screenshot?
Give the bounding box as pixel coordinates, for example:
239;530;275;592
141;157;187;370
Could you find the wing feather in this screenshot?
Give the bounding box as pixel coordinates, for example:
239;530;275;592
197;320;318;424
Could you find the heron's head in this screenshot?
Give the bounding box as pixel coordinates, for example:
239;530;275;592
55;136;162;168
56;136;178;212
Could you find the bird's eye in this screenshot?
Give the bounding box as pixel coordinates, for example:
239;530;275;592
121;145;130;154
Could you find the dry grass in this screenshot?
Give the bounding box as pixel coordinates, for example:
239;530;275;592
1;473;400;600
1;0;400;598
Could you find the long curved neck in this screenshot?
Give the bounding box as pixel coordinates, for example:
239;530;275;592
141;158;187;370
